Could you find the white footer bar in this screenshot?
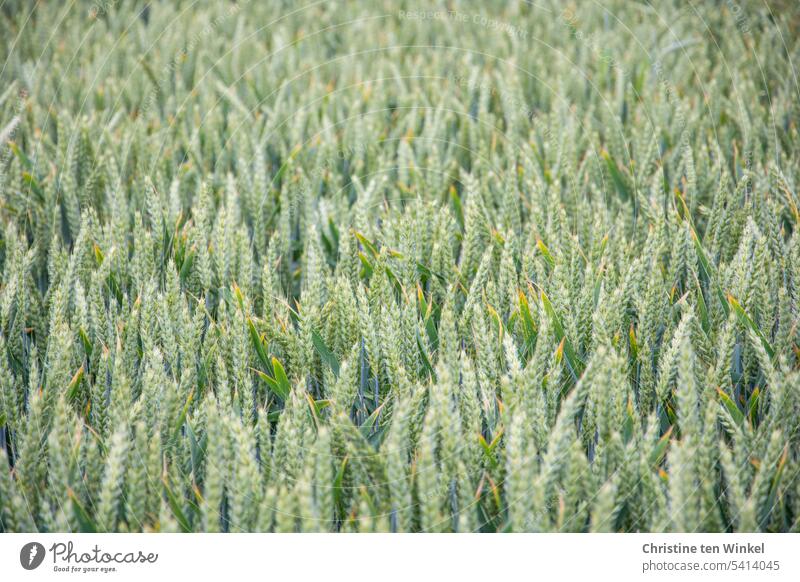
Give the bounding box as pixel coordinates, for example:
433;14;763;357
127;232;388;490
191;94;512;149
1;533;798;581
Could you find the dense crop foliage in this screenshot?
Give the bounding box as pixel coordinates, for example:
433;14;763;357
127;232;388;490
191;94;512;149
0;0;799;533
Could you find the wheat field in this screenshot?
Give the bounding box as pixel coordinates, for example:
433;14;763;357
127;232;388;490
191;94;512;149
0;0;799;532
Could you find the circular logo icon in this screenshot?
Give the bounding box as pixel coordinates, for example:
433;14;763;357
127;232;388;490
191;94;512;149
20;542;46;570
